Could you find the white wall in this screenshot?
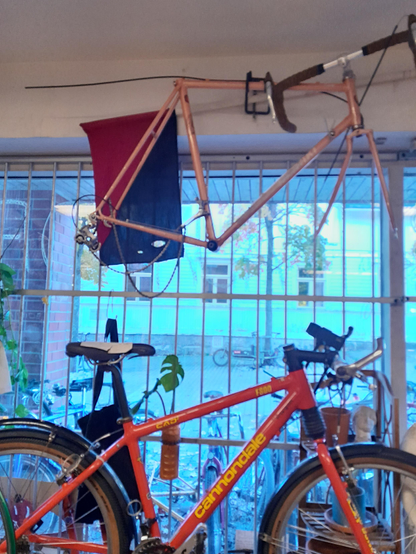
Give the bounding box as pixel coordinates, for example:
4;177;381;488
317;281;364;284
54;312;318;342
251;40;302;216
0;45;415;152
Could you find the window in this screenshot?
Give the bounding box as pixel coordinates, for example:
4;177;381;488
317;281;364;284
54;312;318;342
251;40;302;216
298;268;324;307
126;269;152;301
205;264;229;304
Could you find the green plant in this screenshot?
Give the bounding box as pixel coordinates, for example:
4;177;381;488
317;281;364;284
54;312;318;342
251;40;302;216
0;263;28;416
131;354;185;416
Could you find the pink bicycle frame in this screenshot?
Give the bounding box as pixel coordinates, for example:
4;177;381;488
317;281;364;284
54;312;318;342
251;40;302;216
94;76;396;250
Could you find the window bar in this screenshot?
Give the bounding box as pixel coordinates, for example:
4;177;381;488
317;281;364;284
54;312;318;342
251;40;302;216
0;162;8;256
200;160;211;499
254;162;263;543
14;163;32;416
371;160;376;359
167;160;185;539
313;162;317;325
39;162;57;420
224;161;237;554
342;168;346;356
64;162;82;427
283;162;290;476
95;256;102;341
199;172;209;503
143;236;155;472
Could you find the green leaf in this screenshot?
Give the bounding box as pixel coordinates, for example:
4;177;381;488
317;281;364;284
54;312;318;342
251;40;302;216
6;339;17;350
159;355;185;393
15;404;30;418
0;264;15;277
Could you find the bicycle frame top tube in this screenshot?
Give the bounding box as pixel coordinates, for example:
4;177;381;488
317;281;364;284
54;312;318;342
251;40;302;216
93;75;374;250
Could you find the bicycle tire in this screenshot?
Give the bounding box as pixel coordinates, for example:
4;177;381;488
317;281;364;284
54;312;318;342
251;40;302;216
213;349;229;367
0;488;15;554
257;449;275;518
258;443;416;554
0;429;130;554
204;465;222;554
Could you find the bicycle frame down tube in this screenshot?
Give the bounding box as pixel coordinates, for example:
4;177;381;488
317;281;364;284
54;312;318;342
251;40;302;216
169;390;304;550
216;113;352;247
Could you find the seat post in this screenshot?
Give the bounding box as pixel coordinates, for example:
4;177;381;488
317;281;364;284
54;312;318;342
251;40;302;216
106;363;131;420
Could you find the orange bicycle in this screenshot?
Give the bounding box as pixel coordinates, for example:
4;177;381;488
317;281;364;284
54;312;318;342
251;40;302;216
0;325;414;554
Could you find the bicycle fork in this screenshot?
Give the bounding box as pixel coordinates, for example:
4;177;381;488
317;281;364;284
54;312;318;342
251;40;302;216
315;439;376;554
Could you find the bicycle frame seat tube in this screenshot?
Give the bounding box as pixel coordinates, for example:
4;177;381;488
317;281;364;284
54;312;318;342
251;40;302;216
178;80;216;242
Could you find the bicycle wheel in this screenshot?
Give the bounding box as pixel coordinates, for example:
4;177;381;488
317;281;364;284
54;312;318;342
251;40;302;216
0;488;15;554
213;349;229;367
258;443;416;554
205;465;222;554
0;430;129;554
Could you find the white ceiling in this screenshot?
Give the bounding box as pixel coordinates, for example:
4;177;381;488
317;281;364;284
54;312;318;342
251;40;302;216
1;0;415;63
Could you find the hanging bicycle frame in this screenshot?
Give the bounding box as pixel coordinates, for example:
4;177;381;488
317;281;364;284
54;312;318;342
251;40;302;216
92;75;396;252
80;16;416;252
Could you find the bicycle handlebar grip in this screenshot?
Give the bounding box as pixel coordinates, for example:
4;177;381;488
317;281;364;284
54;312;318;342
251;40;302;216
408;14;416;68
265;64;325;133
361;29;408;56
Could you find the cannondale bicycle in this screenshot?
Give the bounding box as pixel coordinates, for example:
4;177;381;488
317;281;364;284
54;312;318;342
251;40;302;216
0;324;414;554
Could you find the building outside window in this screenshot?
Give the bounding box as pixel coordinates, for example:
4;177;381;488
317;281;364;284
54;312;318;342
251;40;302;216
204;264;229;304
298;268;324;307
126;267;152;301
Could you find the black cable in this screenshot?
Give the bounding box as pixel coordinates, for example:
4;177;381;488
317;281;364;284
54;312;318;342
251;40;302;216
25;74;244;90
320;92;348;104
0;216;27;261
359;23;399;106
320;128;350;185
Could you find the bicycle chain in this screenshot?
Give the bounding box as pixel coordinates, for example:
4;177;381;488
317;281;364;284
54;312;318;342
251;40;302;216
133;537;175;554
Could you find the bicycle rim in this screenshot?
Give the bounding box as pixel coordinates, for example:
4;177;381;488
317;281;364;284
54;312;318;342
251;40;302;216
0;437;128;554
259;450;416;554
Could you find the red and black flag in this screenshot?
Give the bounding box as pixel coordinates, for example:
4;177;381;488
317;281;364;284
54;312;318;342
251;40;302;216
81;111;183;265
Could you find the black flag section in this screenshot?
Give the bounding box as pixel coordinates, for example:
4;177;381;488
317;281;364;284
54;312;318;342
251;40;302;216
82;112;183;265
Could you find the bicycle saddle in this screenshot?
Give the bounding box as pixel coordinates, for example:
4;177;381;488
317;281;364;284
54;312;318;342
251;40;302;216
66;342;155;363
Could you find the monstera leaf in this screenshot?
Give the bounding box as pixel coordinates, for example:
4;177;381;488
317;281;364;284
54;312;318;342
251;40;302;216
159;355;185;393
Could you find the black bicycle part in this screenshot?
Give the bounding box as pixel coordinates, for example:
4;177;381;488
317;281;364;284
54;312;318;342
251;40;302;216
245;71;270;116
306;322;353;351
264;65;324;133
283;344;337;373
408;14;416;67
66;341;155;363
207;240;218;252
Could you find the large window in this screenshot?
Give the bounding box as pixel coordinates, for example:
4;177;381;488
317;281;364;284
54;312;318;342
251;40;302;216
0;156;393;549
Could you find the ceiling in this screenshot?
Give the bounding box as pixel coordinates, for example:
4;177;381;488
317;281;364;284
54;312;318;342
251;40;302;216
1;0;415;157
1;0;415;63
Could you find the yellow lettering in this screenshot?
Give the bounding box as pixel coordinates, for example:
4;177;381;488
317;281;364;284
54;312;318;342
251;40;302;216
224;469;236;483
246;444;256;456
239;452;249;465
195;505;205;519
203;497;212;510
256;433;266;445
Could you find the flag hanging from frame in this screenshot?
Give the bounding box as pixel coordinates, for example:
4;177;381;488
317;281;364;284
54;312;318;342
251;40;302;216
81;111;183;265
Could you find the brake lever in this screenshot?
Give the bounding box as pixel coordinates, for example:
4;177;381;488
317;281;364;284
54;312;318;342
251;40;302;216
265;80;277;123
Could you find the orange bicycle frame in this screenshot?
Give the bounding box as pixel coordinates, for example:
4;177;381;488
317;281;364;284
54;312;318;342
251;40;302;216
7;367;374;554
